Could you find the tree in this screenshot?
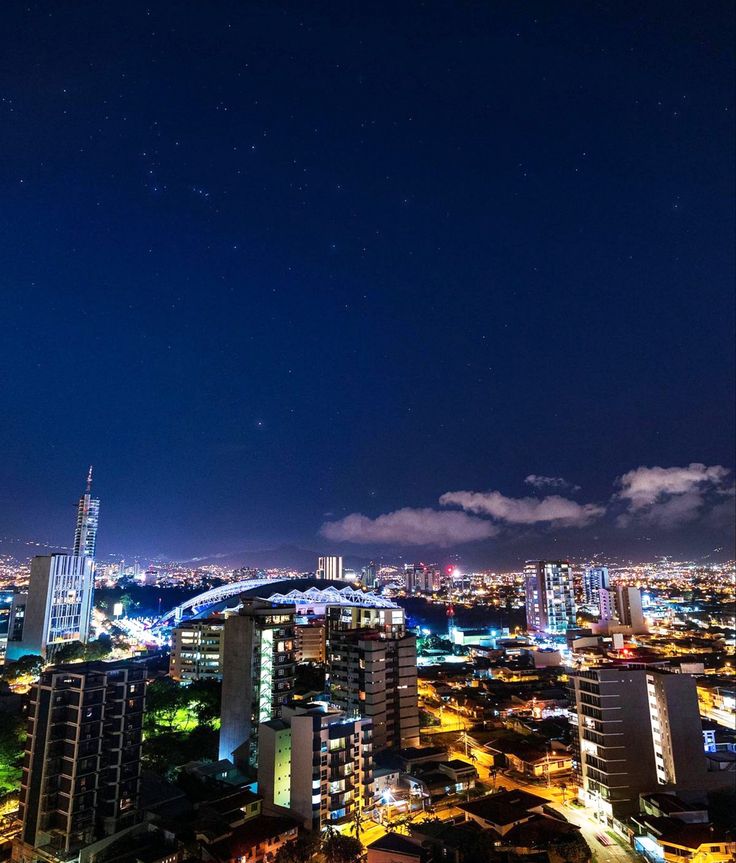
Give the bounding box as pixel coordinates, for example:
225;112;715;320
558;780;569;804
274;832;321;863
185;678;221;726
84;635;113;661
145;678;186;731
2;654;44;682
322;827;363;863
0;711;25;795
53;641;87;663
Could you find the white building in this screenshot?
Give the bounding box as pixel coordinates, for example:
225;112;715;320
316;556;343;581
524;560;576;633
258;703;373;831
5;555;94;662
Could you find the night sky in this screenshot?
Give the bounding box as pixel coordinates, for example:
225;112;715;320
1;2;734;566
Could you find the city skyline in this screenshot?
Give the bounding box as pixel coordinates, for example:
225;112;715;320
1;3;734;563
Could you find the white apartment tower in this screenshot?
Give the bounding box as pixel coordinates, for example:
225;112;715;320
316;556;343;581
6;555;94;662
524;560;576;633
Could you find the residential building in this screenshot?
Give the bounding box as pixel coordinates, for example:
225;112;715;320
583;567;609;610
326;604;405;637
597;585;648;635
73;467;100;559
193;786;298;863
327;628;419;751
294;622;325;663
170;618;225;681
13;661;146;863
218;600;296;770
524;561;576;633
258;703;373;831
569;667;714;822
362;561;377;589
6;554;94;662
316;556;343;581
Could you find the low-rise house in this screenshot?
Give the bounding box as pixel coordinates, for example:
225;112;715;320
632;816;735;863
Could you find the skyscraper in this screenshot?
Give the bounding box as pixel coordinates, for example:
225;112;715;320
6;554;94;662
14;661;146;862
219;600;296;770
316;556;343;581
524;560;576;633
361;561;377;589
583;566;610;610
73;467;100;559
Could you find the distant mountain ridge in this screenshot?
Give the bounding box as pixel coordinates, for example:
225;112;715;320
180;544;371;572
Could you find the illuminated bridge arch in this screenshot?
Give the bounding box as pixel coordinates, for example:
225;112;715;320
158;577;398;625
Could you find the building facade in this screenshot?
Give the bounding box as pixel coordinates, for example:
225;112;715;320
14;661;146;863
524;560;576;633
294;622;326;663
6;555;95;662
583;567;610;610
316;556;343;581
569;666;709;821
219;600;296;770
327;628;419;752
170;618;225;681
258;704;373;831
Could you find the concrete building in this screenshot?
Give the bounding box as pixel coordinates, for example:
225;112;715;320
596;585;648;635
524;560;576;633
14;661;146;863
294;622;325;663
258;704;373;831
326;604;405;637
569;667;714;822
170;618;225;681
218;600;295;771
327;628;419;752
583;566;609;610
362;561;377;589
316;556;343;581
6;555;94;662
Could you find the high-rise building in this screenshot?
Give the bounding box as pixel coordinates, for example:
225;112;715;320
583;566;609;609
327;619;419;752
219;600;296;770
294;622;326;663
170;618;225;681
569;667;710;821
73;467;100;560
316;556;343;581
6;555;94;662
14;661;146;863
524;560;576;633
361;561;377;589
258;704;373;831
597;585;647;635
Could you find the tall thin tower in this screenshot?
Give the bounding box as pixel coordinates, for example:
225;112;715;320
73;465;100;558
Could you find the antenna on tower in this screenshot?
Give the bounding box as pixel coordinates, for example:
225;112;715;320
86;465;93;494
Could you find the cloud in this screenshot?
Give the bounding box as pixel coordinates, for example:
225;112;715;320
525;474;580;492
615;463;732;528
320;508;498;547
439;490;604;527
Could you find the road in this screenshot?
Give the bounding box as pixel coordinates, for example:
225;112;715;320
442;744;640;863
